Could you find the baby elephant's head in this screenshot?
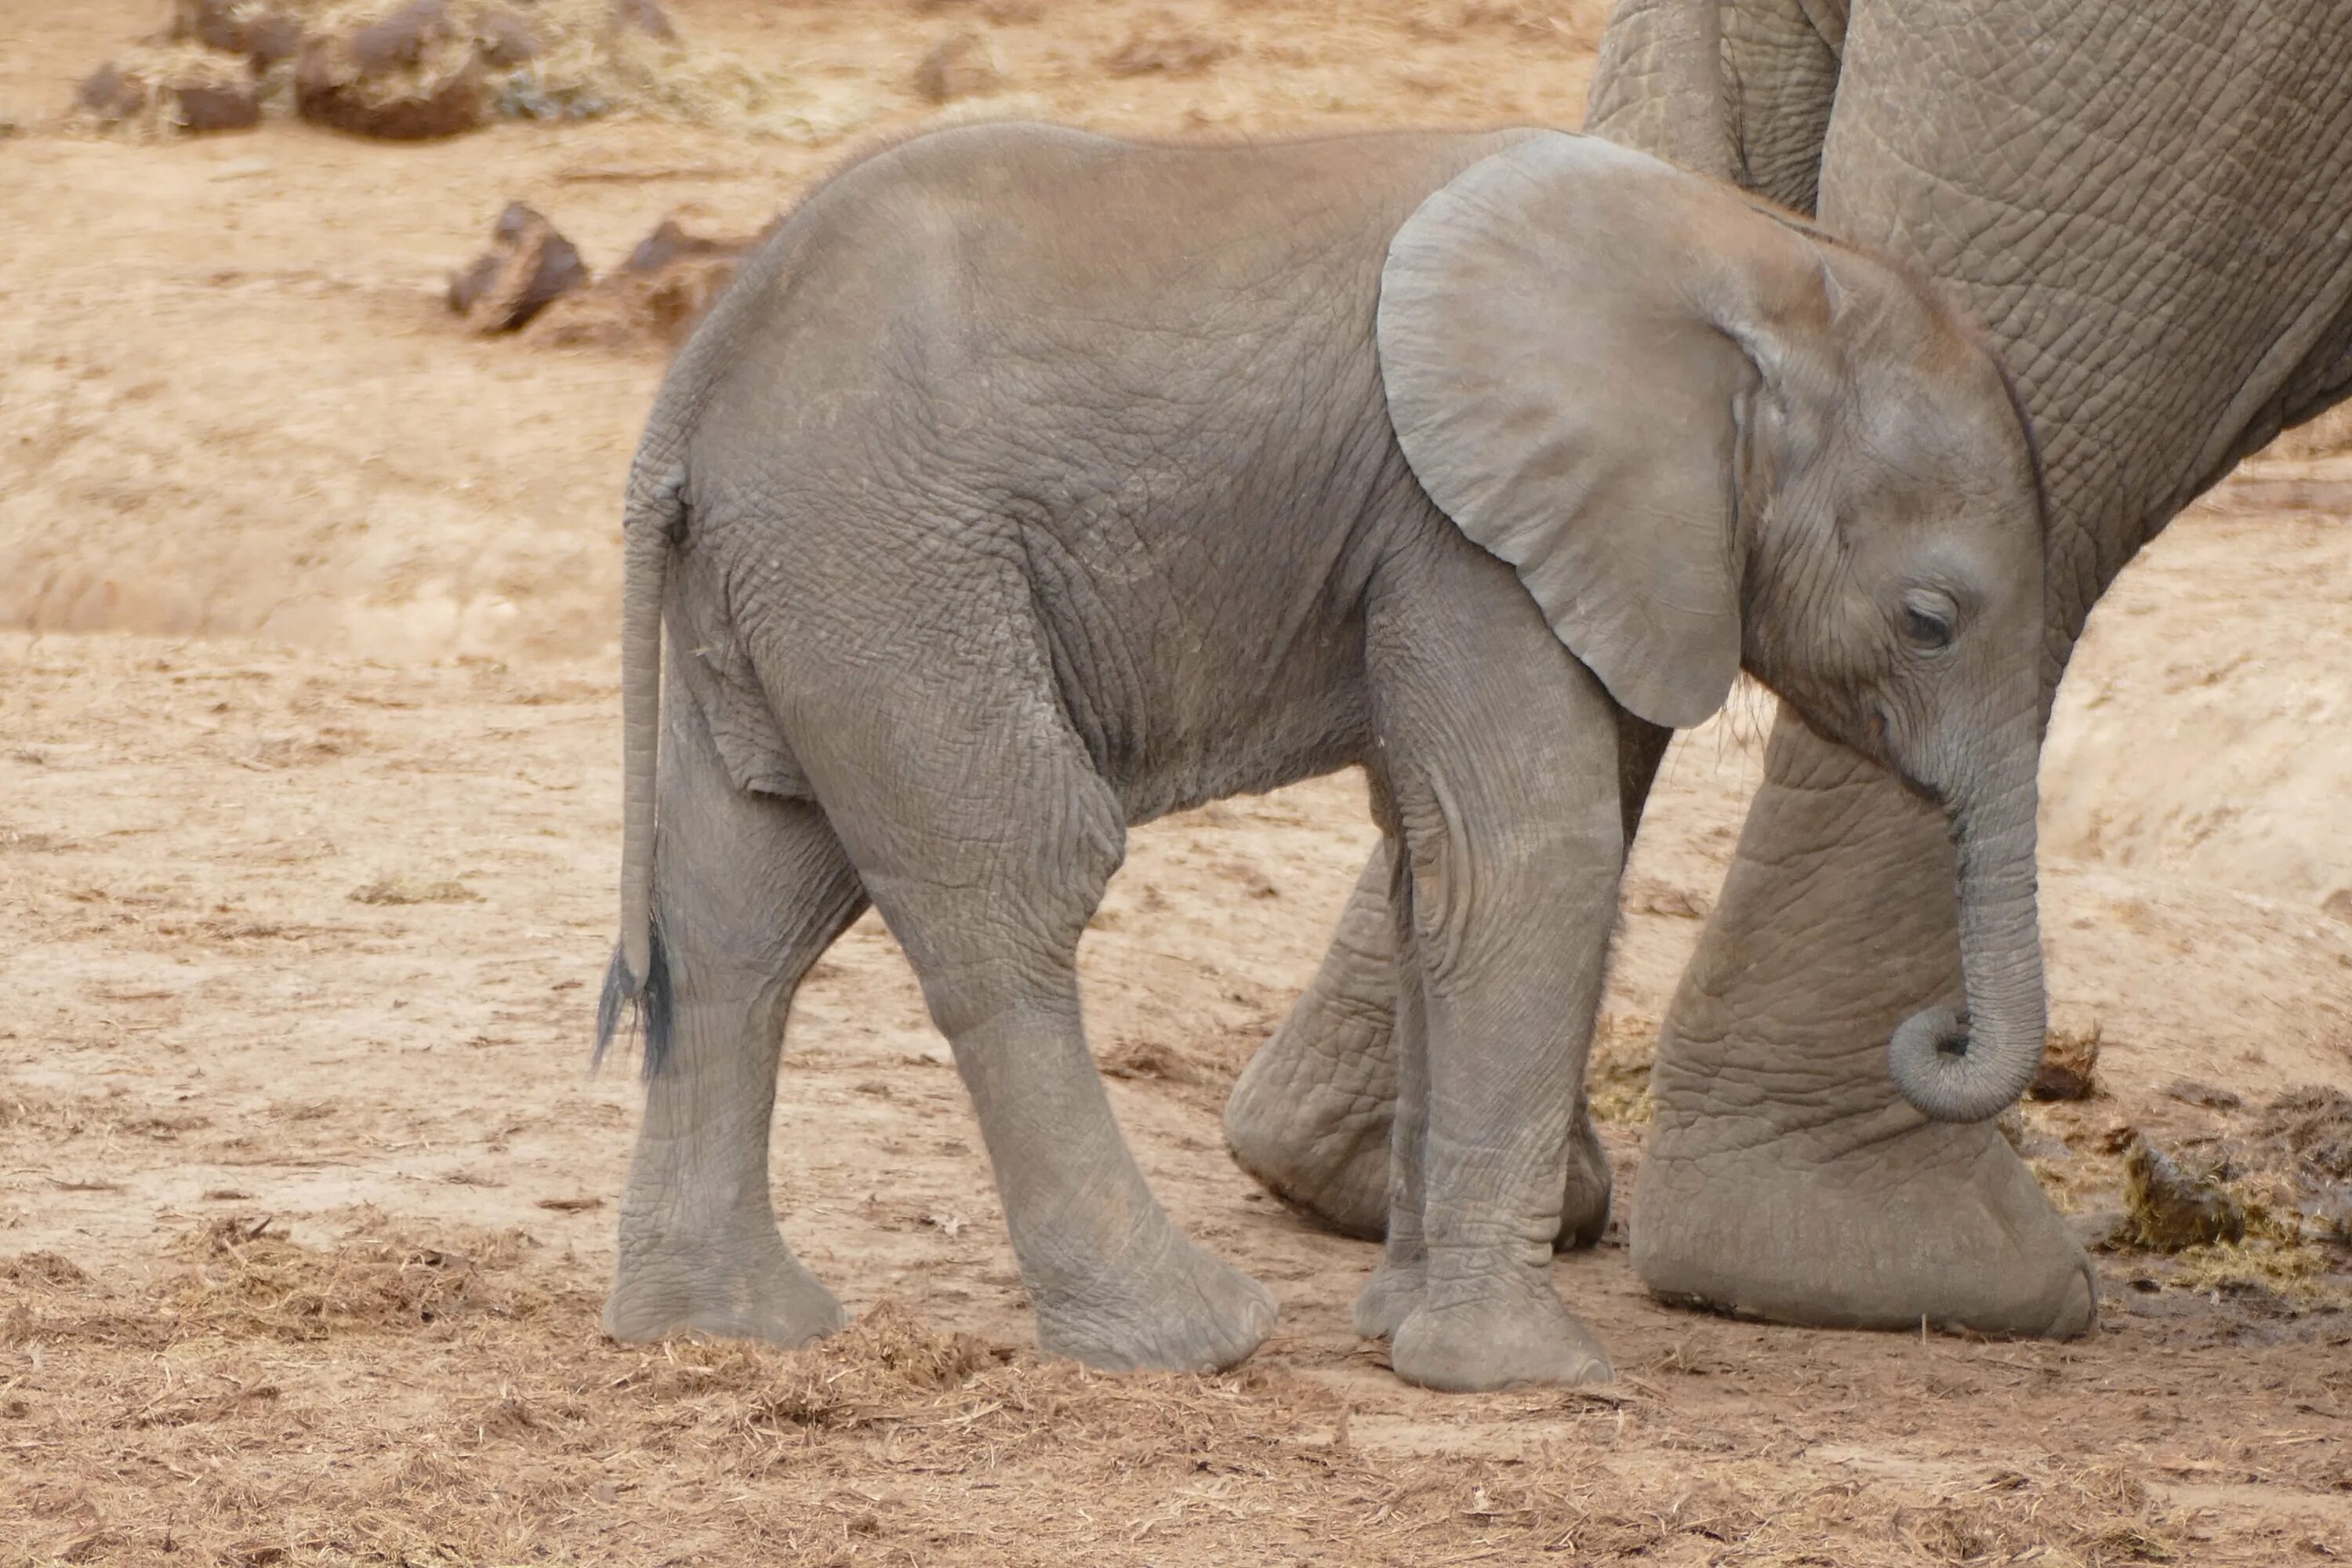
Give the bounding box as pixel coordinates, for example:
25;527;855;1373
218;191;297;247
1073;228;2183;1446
1380;132;2049;1123
1732;255;2050;1126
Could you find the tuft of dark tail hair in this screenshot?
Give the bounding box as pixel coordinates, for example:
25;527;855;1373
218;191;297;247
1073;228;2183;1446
592;921;676;1080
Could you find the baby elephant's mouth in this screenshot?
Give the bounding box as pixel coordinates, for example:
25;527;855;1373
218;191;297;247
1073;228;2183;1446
1868;702;1947;810
1893;765;1947;811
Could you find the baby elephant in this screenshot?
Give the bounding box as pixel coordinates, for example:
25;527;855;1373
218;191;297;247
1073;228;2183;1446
595;124;2050;1392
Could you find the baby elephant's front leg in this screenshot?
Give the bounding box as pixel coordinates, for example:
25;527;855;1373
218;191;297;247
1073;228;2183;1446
1366;552;1625;1392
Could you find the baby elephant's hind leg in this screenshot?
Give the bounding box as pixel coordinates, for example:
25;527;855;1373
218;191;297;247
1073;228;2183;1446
819;709;1276;1374
604;691;867;1348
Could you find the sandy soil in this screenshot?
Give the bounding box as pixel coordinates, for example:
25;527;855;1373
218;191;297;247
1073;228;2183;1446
2;3;2348;1563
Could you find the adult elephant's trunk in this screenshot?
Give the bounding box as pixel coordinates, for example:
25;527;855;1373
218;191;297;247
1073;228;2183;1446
1886;730;2045;1123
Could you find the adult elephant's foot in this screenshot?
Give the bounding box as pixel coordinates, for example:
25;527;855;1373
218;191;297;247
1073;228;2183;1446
1225;846;1614;1249
1632;718;2096;1338
1352;1251;1424;1340
1391;1283;1613;1392
603;1225;847;1347
1027;1218;1278;1374
1632;1093;2096;1335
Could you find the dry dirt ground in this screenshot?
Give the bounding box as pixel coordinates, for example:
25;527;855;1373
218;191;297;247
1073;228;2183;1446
3;2;2350;1564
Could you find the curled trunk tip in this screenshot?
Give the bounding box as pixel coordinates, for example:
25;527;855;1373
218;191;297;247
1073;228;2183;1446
1887;740;2046;1123
1888;1004;2043;1123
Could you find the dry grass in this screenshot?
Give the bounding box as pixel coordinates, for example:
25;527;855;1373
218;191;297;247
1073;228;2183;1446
1;1088;210;1144
0;1214;2262;1566
347;873;480;905
2256;1085;2352;1182
2166;1236;2345;1305
2044;1087;2352;1308
3;1213;555;1352
2165;1159;2352;1308
1586;1011;1657;1124
1883;1466;2186;1567
164;1213;556;1341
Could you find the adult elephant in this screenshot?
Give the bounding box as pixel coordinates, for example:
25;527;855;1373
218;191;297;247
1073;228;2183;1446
1226;0;2352;1337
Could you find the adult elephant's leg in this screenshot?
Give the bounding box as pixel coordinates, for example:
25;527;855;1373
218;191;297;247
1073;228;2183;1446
1632;0;2352;1338
1585;0;1844;212
1225;847;1399;1238
1629;717;2096;1335
1226;713;1670;1246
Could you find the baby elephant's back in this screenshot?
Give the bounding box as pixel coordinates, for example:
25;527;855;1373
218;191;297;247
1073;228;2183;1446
744;121;1524;373
675;122;1530;535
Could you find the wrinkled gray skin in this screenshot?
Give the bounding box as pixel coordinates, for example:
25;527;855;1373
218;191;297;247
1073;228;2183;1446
1227;0;2352;1338
597;122;2051;1391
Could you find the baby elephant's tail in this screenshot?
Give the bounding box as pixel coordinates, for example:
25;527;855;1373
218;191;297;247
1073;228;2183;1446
593;463;684;1077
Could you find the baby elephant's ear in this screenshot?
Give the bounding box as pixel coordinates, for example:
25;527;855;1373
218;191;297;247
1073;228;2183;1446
1378;132;1798;731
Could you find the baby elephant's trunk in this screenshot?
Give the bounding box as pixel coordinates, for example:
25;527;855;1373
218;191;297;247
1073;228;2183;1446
1886;728;2046;1123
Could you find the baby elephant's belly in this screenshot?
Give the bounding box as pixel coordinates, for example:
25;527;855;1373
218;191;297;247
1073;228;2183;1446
1044;592;1381;826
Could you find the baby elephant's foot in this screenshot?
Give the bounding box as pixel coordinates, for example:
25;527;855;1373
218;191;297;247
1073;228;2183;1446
1352;1255;1425;1341
1029;1223;1277;1374
1391;1283;1613;1392
604;1228;846;1348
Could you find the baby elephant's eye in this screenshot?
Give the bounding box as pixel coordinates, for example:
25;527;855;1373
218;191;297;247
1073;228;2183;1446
1900;590;1958;651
